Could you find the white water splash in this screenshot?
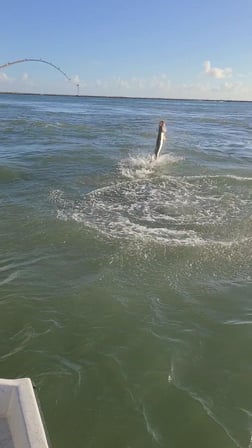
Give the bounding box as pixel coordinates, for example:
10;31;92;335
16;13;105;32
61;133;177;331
51;170;252;251
118;153;182;179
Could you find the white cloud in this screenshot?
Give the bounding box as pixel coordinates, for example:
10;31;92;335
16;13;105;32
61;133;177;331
204;60;232;79
72;75;81;85
1;63;252;100
88;74;171;97
21;73;29;81
149;74;171;92
20;72;34;87
0;72;11;82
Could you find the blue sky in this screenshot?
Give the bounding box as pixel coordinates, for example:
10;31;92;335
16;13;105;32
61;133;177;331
1;0;252;99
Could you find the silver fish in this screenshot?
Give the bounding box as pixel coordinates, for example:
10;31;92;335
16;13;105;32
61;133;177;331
153;120;166;159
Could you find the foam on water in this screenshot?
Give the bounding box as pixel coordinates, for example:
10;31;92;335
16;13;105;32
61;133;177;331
118;152;182;179
52;164;252;250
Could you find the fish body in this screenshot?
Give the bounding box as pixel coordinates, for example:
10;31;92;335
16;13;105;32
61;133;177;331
154;120;166;159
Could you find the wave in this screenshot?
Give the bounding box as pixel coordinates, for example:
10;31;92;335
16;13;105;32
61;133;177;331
0;165;30;183
0;255;55;289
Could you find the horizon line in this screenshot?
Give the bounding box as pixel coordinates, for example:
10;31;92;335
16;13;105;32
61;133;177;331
0;91;252;103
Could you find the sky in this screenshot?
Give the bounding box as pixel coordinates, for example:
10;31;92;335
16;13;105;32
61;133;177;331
1;0;252;100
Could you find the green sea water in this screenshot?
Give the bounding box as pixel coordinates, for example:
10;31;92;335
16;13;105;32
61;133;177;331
1;94;252;447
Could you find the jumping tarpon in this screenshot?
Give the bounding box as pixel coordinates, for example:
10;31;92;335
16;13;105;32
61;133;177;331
153;120;167;160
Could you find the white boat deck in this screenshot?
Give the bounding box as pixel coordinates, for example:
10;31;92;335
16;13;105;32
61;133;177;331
0;378;49;448
0;418;14;448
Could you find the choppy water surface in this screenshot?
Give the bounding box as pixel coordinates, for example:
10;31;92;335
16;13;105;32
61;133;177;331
1;94;252;448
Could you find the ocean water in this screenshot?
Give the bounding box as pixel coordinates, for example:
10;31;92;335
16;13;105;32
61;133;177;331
0;93;252;448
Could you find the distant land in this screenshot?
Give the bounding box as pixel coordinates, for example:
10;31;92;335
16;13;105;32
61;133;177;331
0;91;251;103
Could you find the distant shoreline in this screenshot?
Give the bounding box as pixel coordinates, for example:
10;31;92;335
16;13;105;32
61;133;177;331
0;91;251;103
